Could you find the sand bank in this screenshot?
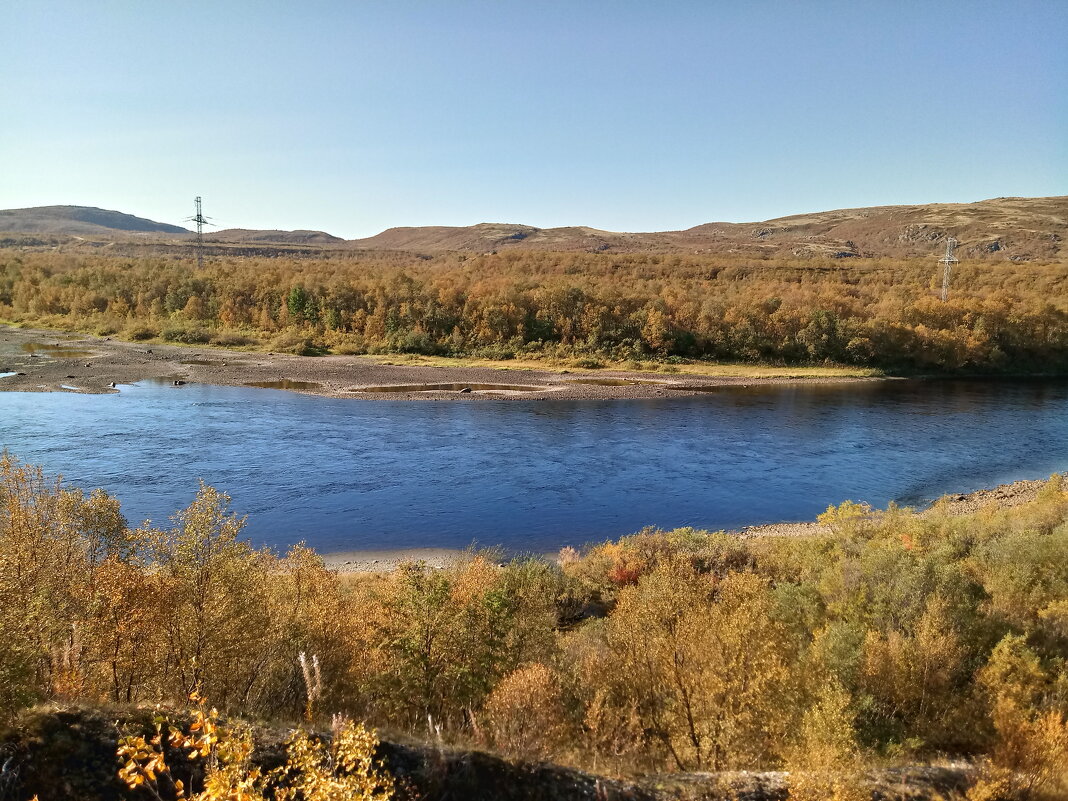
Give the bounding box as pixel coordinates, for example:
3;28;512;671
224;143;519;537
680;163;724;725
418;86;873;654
0;325;878;402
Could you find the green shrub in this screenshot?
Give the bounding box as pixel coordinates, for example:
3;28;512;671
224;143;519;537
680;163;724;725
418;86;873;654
210;330;258;347
572;357;604;369
269;332;328;355
161;324;212;344
123;324;158;341
332;343;366;355
469;344;516;360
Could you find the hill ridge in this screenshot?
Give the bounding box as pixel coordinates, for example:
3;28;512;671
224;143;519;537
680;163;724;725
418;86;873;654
0;205;190;235
348;196;1067;259
2;197;1065;260
0;205;344;244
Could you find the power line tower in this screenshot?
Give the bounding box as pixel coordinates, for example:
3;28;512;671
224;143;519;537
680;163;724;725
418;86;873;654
185;196;214;268
938;237;959;302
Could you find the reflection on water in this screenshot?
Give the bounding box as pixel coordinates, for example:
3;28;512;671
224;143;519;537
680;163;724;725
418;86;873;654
20;343;97;358
667;385;737;392
567;378;664;386
353;383;541;393
0;378;1065;554
245;380;322;391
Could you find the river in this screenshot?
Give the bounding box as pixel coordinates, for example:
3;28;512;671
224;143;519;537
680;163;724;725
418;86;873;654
1;378;1066;553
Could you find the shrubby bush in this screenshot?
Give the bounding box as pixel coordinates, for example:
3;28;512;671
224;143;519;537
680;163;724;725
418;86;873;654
2;249;1066;371
123;323;159;341
210;329;258;347
2;454;1067;794
161;323;212;344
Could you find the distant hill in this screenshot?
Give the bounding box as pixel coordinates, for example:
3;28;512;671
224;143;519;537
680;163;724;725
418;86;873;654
0;206;344;245
0;205;190;235
352;222;661;253
673;196;1068;260
2;197;1064;260
210;228;344;245
351;197;1067;260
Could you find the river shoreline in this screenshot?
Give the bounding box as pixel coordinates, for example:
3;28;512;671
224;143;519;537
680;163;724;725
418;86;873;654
4;324;1063;575
322;474;1066;573
0;324;880;401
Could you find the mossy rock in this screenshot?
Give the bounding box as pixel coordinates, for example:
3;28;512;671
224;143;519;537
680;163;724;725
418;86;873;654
0;706;649;801
0;705;138;801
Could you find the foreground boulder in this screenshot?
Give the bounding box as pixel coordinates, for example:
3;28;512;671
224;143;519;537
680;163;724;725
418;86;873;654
0;706;971;801
0;706;650;801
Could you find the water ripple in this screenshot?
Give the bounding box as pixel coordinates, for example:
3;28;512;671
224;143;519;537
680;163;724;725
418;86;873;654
1;379;1066;553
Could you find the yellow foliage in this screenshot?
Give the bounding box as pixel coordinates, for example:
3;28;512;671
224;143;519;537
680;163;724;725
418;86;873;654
117;695;394;800
859;595;969;740
0;454;131;716
966;701;1068;801
817;500;874;536
601;567;799;771
970;635;1068;800
786;682;866;801
118;695;262;800
271;719;395;801
5;247;1067;371
4;455;1068;781
484;662;570;760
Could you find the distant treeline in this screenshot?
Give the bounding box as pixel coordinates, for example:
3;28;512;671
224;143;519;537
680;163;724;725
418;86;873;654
2;455;1067;797
1;250;1067;371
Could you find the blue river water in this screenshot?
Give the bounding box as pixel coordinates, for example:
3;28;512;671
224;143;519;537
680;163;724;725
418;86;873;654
1;378;1066;554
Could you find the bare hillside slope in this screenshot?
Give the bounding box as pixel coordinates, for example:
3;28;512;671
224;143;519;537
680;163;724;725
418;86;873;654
351;196;1067;260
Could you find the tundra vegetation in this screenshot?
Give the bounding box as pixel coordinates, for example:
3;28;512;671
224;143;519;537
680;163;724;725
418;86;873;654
1;250;1066;372
1;454;1067;798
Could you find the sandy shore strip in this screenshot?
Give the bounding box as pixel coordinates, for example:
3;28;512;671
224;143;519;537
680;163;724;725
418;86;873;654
323;547;470;573
323;474;1066;572
736;474;1067;539
0;324;880;401
5;324;1060;572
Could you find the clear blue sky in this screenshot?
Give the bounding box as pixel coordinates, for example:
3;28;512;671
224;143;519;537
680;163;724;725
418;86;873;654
2;1;1065;238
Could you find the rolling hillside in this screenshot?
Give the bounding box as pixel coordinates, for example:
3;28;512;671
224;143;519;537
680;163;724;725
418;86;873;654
209;228;344;245
2;197;1064;260
0;207;342;246
350;196;1067;260
0;205;190;235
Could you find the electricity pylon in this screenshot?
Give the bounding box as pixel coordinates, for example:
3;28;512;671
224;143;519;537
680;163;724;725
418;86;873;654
185;196;215;268
938;237;959;302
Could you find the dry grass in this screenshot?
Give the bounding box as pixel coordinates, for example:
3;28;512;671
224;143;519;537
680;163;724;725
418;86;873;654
369;352;882;379
654;362;882;379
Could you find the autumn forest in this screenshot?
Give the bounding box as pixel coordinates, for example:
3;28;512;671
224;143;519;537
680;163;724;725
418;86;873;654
1;249;1066;373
